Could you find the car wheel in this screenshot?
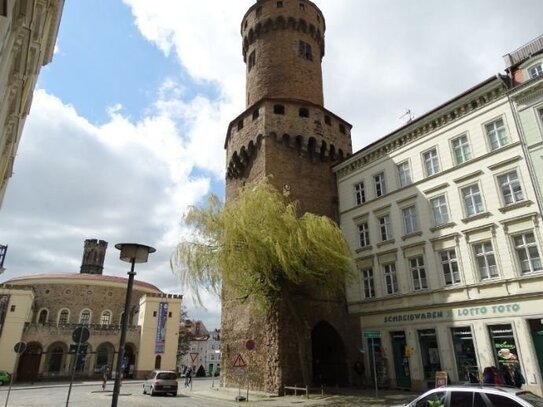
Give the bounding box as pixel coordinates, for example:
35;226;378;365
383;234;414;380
142;385;146;395
150;387;156;397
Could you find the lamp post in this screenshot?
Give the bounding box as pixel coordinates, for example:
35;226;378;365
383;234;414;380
111;243;155;407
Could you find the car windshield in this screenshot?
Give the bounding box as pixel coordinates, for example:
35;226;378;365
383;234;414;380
156;372;177;380
517;392;543;407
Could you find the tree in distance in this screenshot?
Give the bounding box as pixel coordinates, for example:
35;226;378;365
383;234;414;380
171;178;354;384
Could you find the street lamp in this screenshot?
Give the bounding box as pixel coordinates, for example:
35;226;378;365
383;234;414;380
111;243;155;407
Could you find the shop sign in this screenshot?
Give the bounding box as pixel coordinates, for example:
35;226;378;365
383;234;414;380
455;303;521;318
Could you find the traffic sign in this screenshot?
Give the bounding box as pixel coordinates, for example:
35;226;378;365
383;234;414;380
363;331;381;339
14;341;26;353
232;354;246;368
72;326;90;344
190;352;199;362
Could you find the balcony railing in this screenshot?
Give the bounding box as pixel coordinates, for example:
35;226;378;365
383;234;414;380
24;322;141;336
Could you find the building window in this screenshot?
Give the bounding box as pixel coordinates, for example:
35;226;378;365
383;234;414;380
379;215;392;241
397;161;412;187
361;268;375;299
155;355;162;369
299;107;309;118
252;108;259;120
410;257;427;291
273;104;285;115
1;0;7;17
451;134;471;165
358;223;370;248
473;241;498;280
354;182;365;205
339;124;346;134
423;148;440;176
298;40;313;61
383;263;399;295
276;1;283;7
256;6;262;17
38;309;48;324
100;311;111;325
374;172;386;197
58;309;70;325
528;63;543;79
237;119;244;131
431;195;449;226
324;115;331;125
402;205;418;234
498;171;524;205
440;250;461;285
513;232;542;274
299;2;305;11
485;118;508;150
461;184;484;217
79;309;91;325
248;50;256;71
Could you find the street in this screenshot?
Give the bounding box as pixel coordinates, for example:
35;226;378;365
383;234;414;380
0;378;232;407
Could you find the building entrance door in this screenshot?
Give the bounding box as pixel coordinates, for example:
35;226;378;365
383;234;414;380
391;331;411;388
529;319;543;378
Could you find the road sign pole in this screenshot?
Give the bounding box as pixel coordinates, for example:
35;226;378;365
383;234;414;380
371;337;378;398
4;351;21;407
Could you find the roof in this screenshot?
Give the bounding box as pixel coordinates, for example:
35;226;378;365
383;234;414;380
1;272;162;293
503;34;543;69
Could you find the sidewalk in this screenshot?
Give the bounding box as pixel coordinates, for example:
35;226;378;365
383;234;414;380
186;381;417;406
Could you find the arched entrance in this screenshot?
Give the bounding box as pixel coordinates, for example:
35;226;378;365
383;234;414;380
95;342;115;373
311;321;348;386
17;342;42;382
124;343;136;378
46;342;67;375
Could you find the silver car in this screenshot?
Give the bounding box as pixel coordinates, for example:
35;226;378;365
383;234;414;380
142;370;178;397
400;385;543;407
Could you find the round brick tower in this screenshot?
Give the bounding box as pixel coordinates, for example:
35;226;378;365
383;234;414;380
80;239;108;275
222;0;358;394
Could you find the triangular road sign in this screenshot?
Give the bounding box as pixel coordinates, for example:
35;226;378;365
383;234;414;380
232;353;246;368
190;352;199;362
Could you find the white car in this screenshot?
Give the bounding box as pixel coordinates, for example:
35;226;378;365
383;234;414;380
399;385;543;407
142;370;178;397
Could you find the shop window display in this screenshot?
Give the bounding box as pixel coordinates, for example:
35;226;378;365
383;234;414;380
418;329;441;383
451;327;479;382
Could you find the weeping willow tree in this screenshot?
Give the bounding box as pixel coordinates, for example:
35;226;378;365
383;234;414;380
171;178;354;386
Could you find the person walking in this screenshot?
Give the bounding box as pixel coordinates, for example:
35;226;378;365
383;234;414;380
184;366;193;388
101;365;110;391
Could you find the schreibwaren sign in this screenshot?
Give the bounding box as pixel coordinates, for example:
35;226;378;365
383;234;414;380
383;302;523;324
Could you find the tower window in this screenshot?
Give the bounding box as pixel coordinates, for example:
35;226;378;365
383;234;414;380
238;119;244;131
256;6;262;17
276;1;283;8
299;108;309;118
298;40;312;61
274;104;285;115
252;108;260;120
339;124;346;134
248;50;256;71
299;3;305;11
324;115;331;125
244;20;248;29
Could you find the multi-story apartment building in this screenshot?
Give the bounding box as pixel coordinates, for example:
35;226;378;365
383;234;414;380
334;39;543;394
0;0;64;208
179;320;220;377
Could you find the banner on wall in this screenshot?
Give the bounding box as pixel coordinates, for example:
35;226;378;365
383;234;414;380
0;294;10;337
155;302;168;354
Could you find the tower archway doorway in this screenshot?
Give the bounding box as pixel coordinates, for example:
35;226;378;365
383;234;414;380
311;321;348;386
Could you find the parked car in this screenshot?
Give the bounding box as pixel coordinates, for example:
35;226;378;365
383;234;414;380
142;370;178;397
0;370;10;385
398;385;543;407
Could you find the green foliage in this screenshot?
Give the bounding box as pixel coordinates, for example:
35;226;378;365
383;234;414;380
171;179;355;308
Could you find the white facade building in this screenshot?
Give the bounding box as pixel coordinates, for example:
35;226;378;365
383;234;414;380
335;60;543;394
0;0;64;208
180;320;221;377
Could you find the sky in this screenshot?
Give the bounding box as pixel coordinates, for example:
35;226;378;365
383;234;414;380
1;0;542;330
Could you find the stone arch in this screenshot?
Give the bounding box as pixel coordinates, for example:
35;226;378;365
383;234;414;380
255;22;262;36
124;342;137;377
263;18;273;33
287;16;296;29
17;342;43;382
309;24;316;36
275;15;286;29
311;321;348;386
100;309;112;325
307;137;317;159
46;341;68;374
298;18;308;33
319;140;327;161
338;149;344;160
95;342;115;372
282;133;291;147
58;308;70;325
295;135;304;154
248;28;255;44
79;308;92;325
329;144;336;161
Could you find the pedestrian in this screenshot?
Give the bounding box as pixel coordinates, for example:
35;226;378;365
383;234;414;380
501;366;514;387
101;365;110;390
483;367;494;384
512;366;525;388
184;366;192;388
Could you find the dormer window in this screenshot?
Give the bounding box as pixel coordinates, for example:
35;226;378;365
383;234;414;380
528;63;543;79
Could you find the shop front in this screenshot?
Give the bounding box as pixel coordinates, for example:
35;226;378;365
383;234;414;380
358;297;543;395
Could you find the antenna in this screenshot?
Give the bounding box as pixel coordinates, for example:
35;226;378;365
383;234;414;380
400;109;415;123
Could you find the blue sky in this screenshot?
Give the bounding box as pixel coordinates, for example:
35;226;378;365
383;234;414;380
1;0;543;330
